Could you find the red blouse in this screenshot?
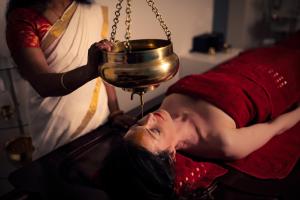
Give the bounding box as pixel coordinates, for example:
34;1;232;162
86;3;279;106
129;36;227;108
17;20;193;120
6;8;52;52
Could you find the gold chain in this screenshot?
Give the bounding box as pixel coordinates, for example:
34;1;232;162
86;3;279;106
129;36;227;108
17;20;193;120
110;0;172;47
124;0;132;49
146;0;171;40
110;0;123;42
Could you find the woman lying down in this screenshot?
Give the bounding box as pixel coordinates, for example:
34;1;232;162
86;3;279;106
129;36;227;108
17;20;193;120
96;39;300;200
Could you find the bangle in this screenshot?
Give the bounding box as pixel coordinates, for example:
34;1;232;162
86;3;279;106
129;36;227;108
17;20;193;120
60;73;70;91
109;110;124;120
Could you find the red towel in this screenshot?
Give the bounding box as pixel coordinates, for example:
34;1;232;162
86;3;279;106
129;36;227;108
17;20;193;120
170;41;300;193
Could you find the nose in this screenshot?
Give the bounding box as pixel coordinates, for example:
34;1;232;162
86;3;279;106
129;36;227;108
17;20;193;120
137;113;155;126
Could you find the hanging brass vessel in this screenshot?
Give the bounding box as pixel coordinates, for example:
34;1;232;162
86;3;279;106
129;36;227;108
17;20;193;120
99;0;179;98
99;39;179;94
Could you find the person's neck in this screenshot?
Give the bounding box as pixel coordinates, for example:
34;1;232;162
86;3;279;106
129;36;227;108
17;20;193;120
48;0;73;12
44;0;73;21
171;112;200;151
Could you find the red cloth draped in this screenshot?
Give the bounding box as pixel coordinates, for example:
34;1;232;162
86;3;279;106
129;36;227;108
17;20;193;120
170;34;300;194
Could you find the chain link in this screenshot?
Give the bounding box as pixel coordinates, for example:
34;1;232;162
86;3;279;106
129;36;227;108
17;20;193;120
110;0;124;42
110;0;172;48
124;0;132;49
146;0;171;40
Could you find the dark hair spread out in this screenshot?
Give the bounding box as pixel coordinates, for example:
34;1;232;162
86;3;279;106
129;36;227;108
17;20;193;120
99;140;178;200
6;0;92;18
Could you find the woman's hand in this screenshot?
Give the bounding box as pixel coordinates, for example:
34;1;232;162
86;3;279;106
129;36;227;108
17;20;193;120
87;39;114;78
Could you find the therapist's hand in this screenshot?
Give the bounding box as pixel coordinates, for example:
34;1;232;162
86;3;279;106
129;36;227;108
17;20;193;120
109;111;137;129
87;39;114;78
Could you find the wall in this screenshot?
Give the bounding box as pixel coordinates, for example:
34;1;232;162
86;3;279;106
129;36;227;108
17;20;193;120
226;0;300;49
226;0;255;48
98;0;213;56
213;0;229;38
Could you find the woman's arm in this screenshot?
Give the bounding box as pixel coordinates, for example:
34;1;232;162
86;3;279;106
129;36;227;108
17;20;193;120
10;41;110;97
104;82;120;113
104;82;137;128
220;105;300;160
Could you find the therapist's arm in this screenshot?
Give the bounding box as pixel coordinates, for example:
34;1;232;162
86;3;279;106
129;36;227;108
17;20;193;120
104;82;137;128
9;41;111;97
104;82;120;113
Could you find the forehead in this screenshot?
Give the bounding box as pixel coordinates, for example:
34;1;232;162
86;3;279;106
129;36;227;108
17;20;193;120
124;126;146;139
124;126;159;153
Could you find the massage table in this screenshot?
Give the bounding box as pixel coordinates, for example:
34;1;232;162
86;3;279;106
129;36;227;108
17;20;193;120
1;94;300;200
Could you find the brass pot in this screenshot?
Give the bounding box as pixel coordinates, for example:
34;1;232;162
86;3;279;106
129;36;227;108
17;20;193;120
99;39;179;93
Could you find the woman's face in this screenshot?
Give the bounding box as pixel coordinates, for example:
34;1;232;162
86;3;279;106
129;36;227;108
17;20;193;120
124;109;177;155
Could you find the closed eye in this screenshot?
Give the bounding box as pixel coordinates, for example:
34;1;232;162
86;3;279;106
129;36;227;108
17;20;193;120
150;128;161;135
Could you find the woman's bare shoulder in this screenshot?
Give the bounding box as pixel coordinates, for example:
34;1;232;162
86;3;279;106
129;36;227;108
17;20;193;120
162;93;197;108
163;93;236;128
194;100;237;139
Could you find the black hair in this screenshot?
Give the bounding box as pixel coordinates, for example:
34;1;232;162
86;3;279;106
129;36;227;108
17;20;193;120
98;140;178;200
6;0;93;18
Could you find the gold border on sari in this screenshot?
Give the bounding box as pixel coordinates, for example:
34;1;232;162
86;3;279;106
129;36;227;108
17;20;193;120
70;6;109;139
41;2;78;50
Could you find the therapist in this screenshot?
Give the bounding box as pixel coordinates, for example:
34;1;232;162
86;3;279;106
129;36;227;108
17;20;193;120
6;0;135;159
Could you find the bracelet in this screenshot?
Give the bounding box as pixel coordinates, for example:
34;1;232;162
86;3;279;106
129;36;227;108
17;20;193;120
109;110;124;120
60;72;70;91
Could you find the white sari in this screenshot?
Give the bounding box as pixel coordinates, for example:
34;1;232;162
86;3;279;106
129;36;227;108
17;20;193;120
28;2;110;159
